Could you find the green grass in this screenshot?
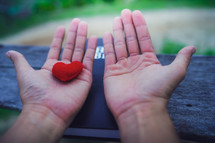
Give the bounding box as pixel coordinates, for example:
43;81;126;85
0;108;20;136
202;48;215;56
0;108;20;120
1;0;215;38
161;39;215;55
160;39;186;54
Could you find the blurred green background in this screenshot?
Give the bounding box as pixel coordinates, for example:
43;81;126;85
0;0;215;142
0;0;215;38
0;0;215;54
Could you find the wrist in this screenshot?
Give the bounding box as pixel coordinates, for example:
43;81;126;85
22;104;67;129
115;97;168;122
116;101;180;143
21;104;67;141
116;100;167;127
1;104;68;143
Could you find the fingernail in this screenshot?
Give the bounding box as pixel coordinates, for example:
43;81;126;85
6;51;11;59
72;18;80;22
192;48;196;54
122;9;131;14
90;35;97;39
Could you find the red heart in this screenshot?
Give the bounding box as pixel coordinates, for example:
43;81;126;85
52;61;83;82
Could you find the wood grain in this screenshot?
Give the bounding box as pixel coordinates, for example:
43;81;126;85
0;41;214;142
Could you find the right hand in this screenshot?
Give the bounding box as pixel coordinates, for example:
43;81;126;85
103;9;196;121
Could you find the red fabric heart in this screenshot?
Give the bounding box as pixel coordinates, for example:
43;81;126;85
52;61;83;82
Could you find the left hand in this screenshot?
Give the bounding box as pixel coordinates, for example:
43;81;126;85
7;18;97;126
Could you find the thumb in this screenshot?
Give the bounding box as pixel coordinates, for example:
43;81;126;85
171;46;196;78
6;50;33;74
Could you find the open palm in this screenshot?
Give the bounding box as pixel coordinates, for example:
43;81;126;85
103;10;195;119
7;19;97;125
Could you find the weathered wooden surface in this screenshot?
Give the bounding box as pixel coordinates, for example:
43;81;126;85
0;41;215;142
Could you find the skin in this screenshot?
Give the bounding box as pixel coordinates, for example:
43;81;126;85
103;9;196;143
0;18;97;143
1;9;196;143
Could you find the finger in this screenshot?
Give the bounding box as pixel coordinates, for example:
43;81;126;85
6;50;33;74
171;46;196;77
121;9;139;56
113;17;127;61
103;32;116;67
132;10;155;54
62;18;80;61
47;26;65;60
83;35;97;73
72;21;87;62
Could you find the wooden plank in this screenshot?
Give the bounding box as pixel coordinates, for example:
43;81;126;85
166;55;215;142
0;41;215;142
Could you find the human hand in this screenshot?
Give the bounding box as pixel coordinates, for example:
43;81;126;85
103;9;195;143
6;18;97;127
